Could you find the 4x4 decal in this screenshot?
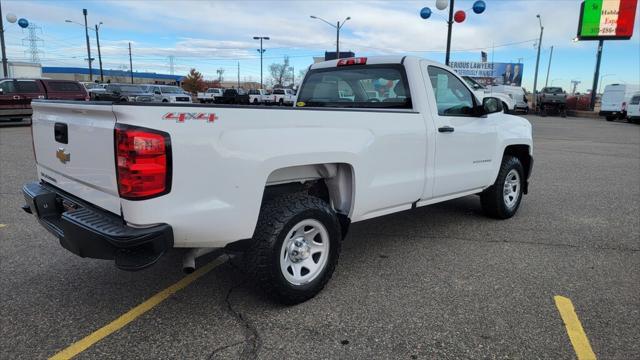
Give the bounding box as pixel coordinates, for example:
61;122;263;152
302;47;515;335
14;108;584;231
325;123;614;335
163;112;218;123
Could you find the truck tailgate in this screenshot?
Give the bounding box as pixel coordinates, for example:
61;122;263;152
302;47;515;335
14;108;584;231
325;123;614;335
31;101;120;214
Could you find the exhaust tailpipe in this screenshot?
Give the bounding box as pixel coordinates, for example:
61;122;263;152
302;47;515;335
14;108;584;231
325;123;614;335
182;247;218;274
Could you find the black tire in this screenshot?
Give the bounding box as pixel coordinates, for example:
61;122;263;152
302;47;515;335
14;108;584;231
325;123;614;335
245;193;342;304
502;102;509;114
480;155;525;219
279;99;284;106
605;115;616;121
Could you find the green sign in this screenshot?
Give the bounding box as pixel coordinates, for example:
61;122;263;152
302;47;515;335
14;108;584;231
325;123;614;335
577;0;637;40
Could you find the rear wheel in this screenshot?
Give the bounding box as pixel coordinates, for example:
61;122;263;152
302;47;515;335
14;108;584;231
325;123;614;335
480;155;524;219
245;193;341;304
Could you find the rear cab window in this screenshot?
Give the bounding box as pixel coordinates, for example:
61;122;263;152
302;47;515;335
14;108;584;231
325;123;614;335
630;95;640;105
15;80;41;93
297;64;412;109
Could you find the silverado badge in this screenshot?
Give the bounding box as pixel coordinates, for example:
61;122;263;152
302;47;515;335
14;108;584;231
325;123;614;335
56;148;70;164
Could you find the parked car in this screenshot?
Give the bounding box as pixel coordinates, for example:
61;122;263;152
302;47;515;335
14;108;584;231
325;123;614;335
0;79;88;120
197;88;224;103
23;56;532;304
147;85;192;103
536;87;567;117
221;88;250;104
272;88;296;106
462;77;517;113
626;92;640;124
93;84;154;102
82;82;107;99
600;84;640;121
248;89;275;105
490;85;529;113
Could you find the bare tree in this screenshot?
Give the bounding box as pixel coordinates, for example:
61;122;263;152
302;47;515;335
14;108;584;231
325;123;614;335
269;56;292;88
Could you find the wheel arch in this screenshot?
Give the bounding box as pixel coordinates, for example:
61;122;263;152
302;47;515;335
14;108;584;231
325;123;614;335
263;163;355;217
503;144;532;193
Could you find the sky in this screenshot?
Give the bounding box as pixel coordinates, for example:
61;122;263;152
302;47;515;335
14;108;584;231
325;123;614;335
2;0;639;92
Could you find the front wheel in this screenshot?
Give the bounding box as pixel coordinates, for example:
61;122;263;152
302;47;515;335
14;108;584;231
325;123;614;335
245;193;342;304
480;155;525;219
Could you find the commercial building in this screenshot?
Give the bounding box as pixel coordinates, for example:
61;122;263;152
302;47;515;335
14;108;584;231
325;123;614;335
41;67;184;85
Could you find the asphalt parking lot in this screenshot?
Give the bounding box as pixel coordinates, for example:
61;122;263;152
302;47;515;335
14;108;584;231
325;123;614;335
1;115;638;359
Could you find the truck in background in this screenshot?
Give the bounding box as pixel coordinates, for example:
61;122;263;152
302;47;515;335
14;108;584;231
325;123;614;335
600;84;640;121
0;78;87;121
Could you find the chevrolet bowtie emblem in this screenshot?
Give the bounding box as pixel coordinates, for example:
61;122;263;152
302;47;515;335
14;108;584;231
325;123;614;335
56;148;70;164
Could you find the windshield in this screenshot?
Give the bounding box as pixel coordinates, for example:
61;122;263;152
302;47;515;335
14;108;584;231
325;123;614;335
161;86;183;93
297;65;412;109
462;76;485;90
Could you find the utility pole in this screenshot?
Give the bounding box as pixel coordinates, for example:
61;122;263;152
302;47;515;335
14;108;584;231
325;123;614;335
532;14;544;111
336;21;340;57
83;9;93;81
544;45;554;88
590;40;604;111
168;55;175;75
445;0;455;66
237;61;240;89
95;24;103;82
0;1;8;77
128;42;133;84
253;36;269;89
292;65;295;87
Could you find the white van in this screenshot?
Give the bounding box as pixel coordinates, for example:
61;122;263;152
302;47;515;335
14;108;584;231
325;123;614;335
626;92;640;124
600;84;640;121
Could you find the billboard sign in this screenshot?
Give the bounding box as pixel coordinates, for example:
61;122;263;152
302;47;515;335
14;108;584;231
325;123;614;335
449;61;524;87
577;0;637;40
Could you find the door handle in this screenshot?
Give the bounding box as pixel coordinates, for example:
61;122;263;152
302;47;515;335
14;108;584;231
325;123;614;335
438;126;455;133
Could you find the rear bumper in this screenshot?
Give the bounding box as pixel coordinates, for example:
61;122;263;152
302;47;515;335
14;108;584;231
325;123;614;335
22;181;173;271
599;110;623;116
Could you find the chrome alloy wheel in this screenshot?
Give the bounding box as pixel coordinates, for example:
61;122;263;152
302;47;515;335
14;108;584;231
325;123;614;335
279;219;330;286
503;169;521;209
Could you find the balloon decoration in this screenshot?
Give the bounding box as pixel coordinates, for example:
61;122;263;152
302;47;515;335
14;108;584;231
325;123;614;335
5;13;17;23
472;0;486;14
435;0;449;11
420;7;432;19
454;10;466;23
18;18;29;28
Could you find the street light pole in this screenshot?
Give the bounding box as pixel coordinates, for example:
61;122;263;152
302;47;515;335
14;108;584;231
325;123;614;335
310;15;351;59
128;42;133;84
95;23;103;82
544;45;554;88
253;36;269;89
445;0;455;66
82;9;93;81
0;1;9;77
532;14;544;111
598;73;614;94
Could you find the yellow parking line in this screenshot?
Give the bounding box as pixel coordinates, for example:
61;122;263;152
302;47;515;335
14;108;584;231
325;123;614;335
49;255;228;360
554;295;597;360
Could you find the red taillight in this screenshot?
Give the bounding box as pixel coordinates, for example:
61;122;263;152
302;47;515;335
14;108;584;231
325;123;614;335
115;124;171;200
337;57;367;66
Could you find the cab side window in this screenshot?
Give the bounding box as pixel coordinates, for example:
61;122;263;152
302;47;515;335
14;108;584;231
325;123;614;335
427;66;475;116
0;80;16;94
15;80;40;93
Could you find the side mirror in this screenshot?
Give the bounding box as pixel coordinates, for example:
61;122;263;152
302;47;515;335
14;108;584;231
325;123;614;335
482;97;503;115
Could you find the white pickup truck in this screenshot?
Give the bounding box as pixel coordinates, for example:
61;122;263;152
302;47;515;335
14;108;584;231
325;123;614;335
196;88;224;103
248;89;275;105
272;88;296;106
22;56;533;304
